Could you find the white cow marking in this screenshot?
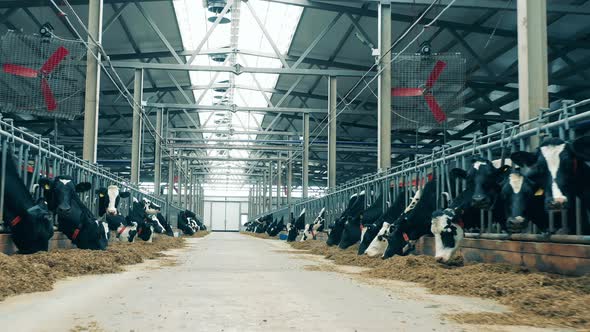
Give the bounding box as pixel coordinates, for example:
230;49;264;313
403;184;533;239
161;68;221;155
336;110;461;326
58;179;71;186
430;210;464;263
403;189;422;213
509;173;524;194
541;144;567;202
365;222;390;257
473;161;486;170
107;185;119;214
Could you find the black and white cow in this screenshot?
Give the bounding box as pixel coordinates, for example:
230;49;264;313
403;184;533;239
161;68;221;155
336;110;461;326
360;189;408;256
511;137;590;234
382;180;438;259
96;185;137;242
287;210;305;242
127;197;160;242
39;176;109;250
267;216;285;237
300;208;326;241
339;193;384;249
2;151;53;254
500;168;549;233
96;185;131;217
178;210;196;235
326;192;365;246
430;158;510;263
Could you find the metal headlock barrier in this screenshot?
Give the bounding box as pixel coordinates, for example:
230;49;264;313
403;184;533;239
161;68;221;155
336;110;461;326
0;115;194;232
253;98;590;245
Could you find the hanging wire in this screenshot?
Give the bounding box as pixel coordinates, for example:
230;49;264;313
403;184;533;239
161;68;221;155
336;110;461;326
484;0;513;49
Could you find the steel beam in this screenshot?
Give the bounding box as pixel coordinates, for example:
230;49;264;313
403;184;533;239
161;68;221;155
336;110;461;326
277;156;282;207
287;151;293;205
167;148;174;203
130;68;143;184
82;0;103;163
109;61;372;76
169;128;298;135
302;113;309;198
517;0;548;148
328;76;337;189
378;1;391;171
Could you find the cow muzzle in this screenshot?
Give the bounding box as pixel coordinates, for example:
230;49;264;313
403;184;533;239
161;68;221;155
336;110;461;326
507;216;527;233
107;208;117;215
548;197;568;210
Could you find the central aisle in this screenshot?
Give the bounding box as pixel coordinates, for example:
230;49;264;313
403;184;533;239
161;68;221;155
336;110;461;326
0;232;493;331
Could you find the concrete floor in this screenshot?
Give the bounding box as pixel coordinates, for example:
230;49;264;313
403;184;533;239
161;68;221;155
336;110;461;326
0;233;562;332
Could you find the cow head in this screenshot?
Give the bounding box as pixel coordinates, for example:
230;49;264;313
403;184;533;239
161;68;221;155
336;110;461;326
382;216;415;259
451;158;510;210
500;168;544;232
326;217;345;246
338;212;363;249
286;222;299;242
364;222;390;257
143;198;161;215
430;208;464;263
39;176;91;214
511;136;590;211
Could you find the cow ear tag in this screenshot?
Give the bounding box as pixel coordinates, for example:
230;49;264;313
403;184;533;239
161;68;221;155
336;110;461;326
534;188;544;196
99;193;105;197
44;184;50;190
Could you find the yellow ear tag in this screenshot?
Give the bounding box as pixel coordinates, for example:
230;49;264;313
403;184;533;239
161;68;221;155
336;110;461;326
99;193;105;198
534;188;544;196
44;184;50;190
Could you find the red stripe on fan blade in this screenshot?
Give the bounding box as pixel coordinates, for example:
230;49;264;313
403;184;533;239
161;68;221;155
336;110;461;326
391;87;423;97
41;79;57;111
41;46;69;74
425;61;446;88
3;64;38;78
424;94;446;123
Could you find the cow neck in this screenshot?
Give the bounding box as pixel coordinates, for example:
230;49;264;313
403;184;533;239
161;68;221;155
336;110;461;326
3;155;35;218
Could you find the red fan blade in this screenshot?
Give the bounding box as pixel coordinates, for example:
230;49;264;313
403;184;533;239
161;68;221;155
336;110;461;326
391;87;423;97
425;60;446;89
40;78;57;111
424;93;446;123
41;46;69;74
3;64;38;78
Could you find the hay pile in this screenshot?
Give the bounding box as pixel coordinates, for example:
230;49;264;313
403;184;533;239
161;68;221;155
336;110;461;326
190;231;211;238
240;232;278;240
0;236;186;301
288;240;590;329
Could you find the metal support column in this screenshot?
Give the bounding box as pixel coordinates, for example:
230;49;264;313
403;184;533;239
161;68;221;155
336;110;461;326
82;0;103;163
302;113;310;198
262;172;268;212
287;151;292;206
268;162;273;210
377;0;392;170
517;0;548;148
277;155;282;207
328;76;337;189
167;150;174;204
130;68;143;184
153;108;163;195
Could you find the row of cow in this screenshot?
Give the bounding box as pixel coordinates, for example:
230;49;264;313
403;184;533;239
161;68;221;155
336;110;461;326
2;150;204;254
250;136;590;264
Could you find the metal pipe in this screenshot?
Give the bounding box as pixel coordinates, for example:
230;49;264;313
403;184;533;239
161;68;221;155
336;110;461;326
465;233;590;245
277;156;282;207
287;151;293;206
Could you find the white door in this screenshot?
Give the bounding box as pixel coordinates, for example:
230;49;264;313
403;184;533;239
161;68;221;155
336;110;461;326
209;201;242;231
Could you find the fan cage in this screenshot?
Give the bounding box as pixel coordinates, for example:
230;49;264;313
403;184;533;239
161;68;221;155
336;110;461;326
0;31;86;120
391;53;466;130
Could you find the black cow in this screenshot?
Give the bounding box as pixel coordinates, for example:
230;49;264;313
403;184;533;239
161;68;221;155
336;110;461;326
430;158;510;263
39;176;109;250
511;137;590;234
178;209;202;235
287;210;305;242
326;192;365;246
383;180;438;259
267;216;285;237
2;152;53;254
500;168;549;233
339;193;385;249
359;189;408;256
